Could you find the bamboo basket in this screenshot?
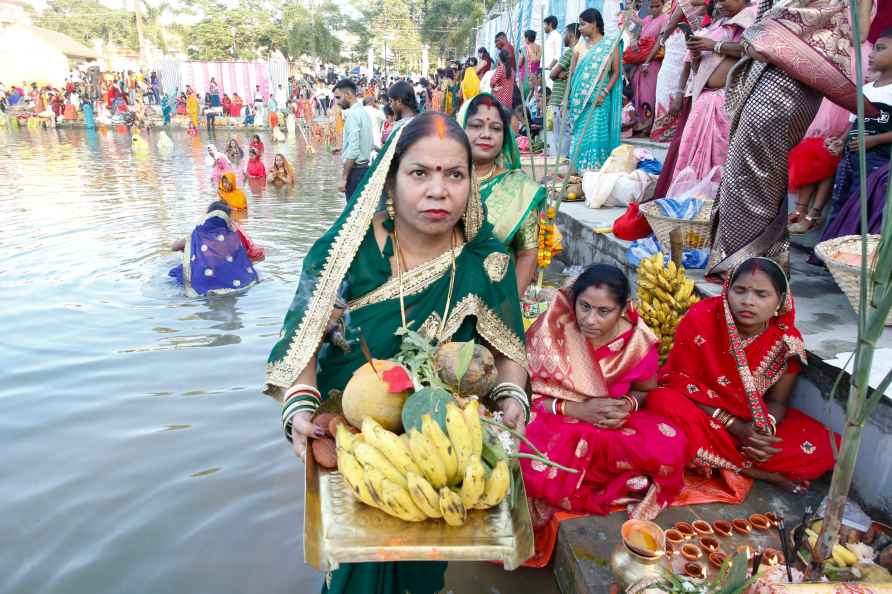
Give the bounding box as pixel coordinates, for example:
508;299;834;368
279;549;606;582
814;234;892;326
640;199;714;252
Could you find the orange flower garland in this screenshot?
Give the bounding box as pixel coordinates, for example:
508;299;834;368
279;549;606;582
537;206;563;269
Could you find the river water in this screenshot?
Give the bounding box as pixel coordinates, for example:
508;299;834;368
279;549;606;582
0;126;558;594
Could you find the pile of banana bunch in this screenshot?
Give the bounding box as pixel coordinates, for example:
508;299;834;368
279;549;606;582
636;253;700;360
335;401;510;526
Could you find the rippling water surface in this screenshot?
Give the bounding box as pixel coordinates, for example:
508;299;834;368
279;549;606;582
0;125;557;594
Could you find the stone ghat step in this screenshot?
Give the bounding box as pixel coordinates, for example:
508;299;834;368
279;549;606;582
554;480;825;593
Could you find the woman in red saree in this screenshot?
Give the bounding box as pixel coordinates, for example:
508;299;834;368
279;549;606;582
647;257;838;494
521;265;687;522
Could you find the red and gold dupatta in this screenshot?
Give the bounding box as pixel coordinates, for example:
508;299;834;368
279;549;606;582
526;288;658;402
659;277;806;432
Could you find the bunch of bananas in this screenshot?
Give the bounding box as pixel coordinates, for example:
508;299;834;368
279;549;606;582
335;401;510;525
636;253;700;360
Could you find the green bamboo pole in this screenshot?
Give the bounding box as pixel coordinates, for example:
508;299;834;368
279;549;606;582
814;0;892;572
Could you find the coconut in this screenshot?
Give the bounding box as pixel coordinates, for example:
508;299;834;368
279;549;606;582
434;342;498;397
342;360;412;432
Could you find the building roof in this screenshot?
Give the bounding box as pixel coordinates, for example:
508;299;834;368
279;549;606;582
27;25;99;60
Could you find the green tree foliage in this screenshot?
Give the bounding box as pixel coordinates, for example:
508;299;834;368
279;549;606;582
420;0;485;60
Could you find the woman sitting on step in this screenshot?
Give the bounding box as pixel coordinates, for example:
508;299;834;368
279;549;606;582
647;257;838;494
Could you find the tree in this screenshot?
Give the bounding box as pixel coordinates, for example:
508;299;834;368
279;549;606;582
33;0;177;52
420;0;485;60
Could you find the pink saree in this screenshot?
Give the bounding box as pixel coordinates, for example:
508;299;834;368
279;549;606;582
521;289;688;520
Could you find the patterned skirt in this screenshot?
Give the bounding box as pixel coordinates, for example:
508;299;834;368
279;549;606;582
708;65;821;275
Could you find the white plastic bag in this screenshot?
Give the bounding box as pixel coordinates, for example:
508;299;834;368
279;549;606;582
666;165;722;201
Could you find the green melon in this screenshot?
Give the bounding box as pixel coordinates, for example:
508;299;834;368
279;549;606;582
401;386;453;433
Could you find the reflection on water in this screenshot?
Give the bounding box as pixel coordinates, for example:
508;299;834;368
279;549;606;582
0;125;558;594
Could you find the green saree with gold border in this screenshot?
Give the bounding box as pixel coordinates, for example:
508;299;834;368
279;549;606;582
265;122;527;594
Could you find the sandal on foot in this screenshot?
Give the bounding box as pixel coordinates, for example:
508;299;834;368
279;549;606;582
788;213;824;235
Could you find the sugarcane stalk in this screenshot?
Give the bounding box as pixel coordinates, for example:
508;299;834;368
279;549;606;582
509;452;579;473
814;0;892;572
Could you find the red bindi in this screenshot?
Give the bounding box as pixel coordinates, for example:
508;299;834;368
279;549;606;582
435;165;443;171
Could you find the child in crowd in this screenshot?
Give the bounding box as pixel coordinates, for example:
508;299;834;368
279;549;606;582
381;105;395;144
621;86;637;139
828;32;892;216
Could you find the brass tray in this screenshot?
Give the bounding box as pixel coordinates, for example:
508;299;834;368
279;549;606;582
304;452;535;571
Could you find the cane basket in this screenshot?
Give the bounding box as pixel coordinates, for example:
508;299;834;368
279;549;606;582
640;199;714;252
814;234;892;326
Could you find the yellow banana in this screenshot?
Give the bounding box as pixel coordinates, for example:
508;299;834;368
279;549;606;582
407;428;448;488
337;448;378;508
335;423;359;454
422;414;459;484
362;466;394;513
667;260;677;277
461;400;483;457
406;471;442;518
638;279;655;291
380;478;427;522
354;441;409;489
478;460;510;508
446;402;473;478
459;454;486;510
833;544;857;566
438;487;467;527
362;417;423;477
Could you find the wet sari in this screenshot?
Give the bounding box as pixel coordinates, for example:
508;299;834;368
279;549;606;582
169;209;259;297
457;93;546;252
264;123;528;594
647;263;837;483
217;172;248;210
568;36;623;172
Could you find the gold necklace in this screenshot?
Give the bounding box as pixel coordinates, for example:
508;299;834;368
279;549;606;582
392;223;457;339
476;162;497;182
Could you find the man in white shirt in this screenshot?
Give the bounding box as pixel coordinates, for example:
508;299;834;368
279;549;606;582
363;95;386;149
542;15;562;90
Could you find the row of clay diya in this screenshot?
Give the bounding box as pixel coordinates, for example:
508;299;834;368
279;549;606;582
665;514;784;580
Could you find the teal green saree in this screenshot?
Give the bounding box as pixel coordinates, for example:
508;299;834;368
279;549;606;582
265;121;527;594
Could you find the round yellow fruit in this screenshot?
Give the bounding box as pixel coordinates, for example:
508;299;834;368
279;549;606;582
342;360;412;432
567;192;577;200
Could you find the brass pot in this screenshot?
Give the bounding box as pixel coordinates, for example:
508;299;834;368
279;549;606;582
610;543;667;589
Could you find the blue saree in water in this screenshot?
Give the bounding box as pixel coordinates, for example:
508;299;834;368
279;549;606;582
81;101;95;128
568;35;623;171
169;210;259;297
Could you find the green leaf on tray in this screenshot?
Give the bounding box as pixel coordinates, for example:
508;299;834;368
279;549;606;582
454;340;476;391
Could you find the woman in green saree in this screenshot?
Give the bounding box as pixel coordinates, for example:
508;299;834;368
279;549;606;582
458;92;547;297
265;112;530;594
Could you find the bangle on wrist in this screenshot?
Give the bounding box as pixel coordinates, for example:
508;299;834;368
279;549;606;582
622;395;639;412
713;41;723;55
282;384;321;442
490;382;531;423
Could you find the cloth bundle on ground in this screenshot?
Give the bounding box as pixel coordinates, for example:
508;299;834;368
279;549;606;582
582;145;657;209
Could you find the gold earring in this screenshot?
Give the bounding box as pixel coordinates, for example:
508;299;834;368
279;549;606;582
386;193;396;219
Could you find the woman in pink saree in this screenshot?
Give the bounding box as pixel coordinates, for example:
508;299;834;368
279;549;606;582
630;0;670;135
671;0;756;183
521;265;687;523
